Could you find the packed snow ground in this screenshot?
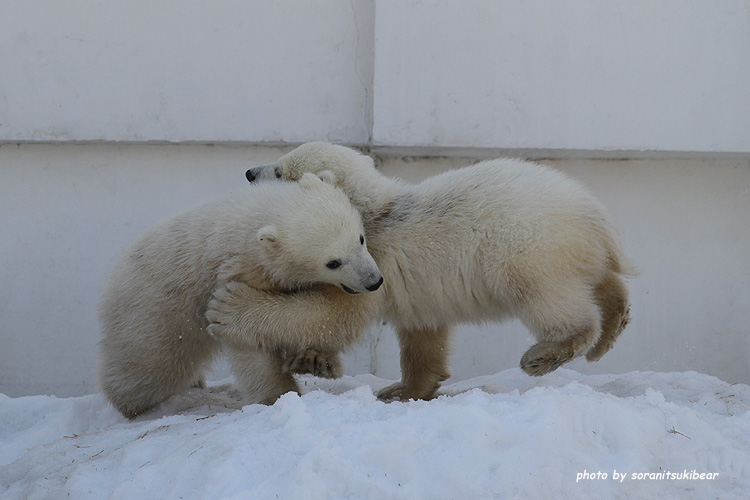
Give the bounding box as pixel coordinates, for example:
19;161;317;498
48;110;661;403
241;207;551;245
1;369;749;500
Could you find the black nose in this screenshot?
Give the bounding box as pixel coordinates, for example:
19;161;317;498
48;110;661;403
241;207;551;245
245;169;256;183
366;276;384;292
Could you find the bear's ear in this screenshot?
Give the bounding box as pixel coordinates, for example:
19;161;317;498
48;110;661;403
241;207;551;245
317;170;336;185
257;225;280;247
299;172;324;189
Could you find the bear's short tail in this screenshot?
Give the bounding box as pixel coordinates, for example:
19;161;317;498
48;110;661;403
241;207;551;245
598;215;638;278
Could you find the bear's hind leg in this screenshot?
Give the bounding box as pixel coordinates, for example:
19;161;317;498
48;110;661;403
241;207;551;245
226;345;299;405
99;330;219;419
376;325;452;401
517;282;601;376
100;358;213;419
586;271;631;362
519;325;600;376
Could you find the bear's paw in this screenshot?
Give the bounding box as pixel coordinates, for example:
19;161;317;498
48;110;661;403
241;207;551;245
206;281;260;344
519;342;572;376
283;349;342;379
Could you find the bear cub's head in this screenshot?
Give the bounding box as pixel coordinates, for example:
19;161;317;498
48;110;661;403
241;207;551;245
257;173;382;295
246;142;370;186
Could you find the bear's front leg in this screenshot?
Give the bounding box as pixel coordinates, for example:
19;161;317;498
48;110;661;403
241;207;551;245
283;349;343;379
206;280;381;353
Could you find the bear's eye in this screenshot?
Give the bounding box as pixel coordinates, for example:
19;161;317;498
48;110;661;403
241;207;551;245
326;259;342;270
274;167;282;179
360;234;365;245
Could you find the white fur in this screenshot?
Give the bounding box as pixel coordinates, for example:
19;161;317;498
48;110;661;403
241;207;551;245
99;174;382;418
246;143;633;401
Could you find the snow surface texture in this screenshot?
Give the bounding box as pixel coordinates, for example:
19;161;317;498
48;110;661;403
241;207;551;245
1;369;748;500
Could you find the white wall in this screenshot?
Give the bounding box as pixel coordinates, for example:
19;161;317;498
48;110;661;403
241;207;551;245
373;1;750;153
2;1;748;153
0;0;374;143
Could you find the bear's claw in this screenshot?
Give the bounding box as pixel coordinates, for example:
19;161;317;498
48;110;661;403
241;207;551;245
376;381;439;402
519;342;570;376
205;281;257;342
283;349;343;379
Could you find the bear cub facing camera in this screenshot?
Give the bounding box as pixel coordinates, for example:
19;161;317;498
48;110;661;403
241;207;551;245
99;173;383;418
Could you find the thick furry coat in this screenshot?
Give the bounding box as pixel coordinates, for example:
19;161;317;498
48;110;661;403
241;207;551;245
239;143;633;401
100;174;382;418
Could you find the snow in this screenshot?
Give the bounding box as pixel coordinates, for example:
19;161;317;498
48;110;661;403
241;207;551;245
2;369;749;500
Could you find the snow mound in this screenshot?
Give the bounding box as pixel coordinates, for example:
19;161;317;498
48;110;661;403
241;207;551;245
1;369;749;499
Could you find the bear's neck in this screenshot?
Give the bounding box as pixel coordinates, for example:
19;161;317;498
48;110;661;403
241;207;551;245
338;166;406;221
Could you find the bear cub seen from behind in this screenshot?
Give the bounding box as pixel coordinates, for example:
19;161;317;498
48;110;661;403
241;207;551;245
243;143;634;402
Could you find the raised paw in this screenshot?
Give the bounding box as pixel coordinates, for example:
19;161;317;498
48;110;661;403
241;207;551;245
520;342;573;376
283;349;342;379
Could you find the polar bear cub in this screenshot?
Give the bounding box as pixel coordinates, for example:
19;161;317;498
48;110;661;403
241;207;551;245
245;143;633;401
99;173;383;418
